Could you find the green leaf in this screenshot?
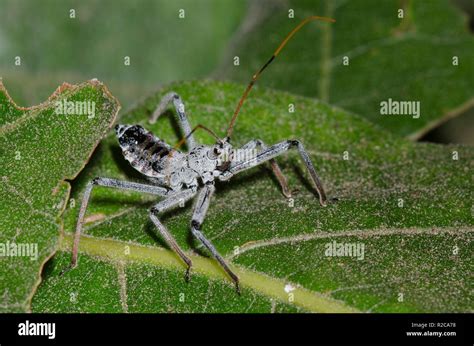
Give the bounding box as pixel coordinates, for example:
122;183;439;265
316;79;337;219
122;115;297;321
32;80;472;312
214;0;474;139
0;80;119;312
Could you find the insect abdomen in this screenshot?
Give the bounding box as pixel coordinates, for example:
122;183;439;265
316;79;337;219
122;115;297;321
115;124;171;179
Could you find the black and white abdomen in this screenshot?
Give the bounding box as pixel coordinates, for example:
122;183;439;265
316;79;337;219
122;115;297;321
115;124;175;183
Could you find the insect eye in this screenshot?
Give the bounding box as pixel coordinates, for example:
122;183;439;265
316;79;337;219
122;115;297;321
213;148;220;155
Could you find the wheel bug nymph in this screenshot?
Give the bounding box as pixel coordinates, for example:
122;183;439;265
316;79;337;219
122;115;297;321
63;16;335;294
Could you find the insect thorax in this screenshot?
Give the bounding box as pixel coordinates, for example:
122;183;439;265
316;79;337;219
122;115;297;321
186;145;223;184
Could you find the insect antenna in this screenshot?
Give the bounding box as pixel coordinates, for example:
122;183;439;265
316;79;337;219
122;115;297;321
225;15;336;139
165;124;223;162
173;124;223;151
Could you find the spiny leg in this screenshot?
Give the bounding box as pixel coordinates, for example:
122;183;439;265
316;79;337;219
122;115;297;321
191;183;240;294
220;140;327;206
238;139;292;198
62;177;169;274
149;92;197;150
150;188;197;281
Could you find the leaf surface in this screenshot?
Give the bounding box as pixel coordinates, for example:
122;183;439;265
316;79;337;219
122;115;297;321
32;81;472;312
0;80;119;312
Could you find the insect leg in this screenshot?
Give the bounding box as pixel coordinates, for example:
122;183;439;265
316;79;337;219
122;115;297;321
150;188;197;281
220;140;327;206
62;178;169;275
149;92;197;149
237;139;292;198
190;183;240;294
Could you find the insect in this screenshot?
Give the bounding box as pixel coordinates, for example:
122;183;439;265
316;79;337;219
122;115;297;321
63;16;335;293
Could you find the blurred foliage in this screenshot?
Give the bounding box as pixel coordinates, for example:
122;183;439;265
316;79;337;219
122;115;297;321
215;0;474;139
0;0;247;108
1;0;473;143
